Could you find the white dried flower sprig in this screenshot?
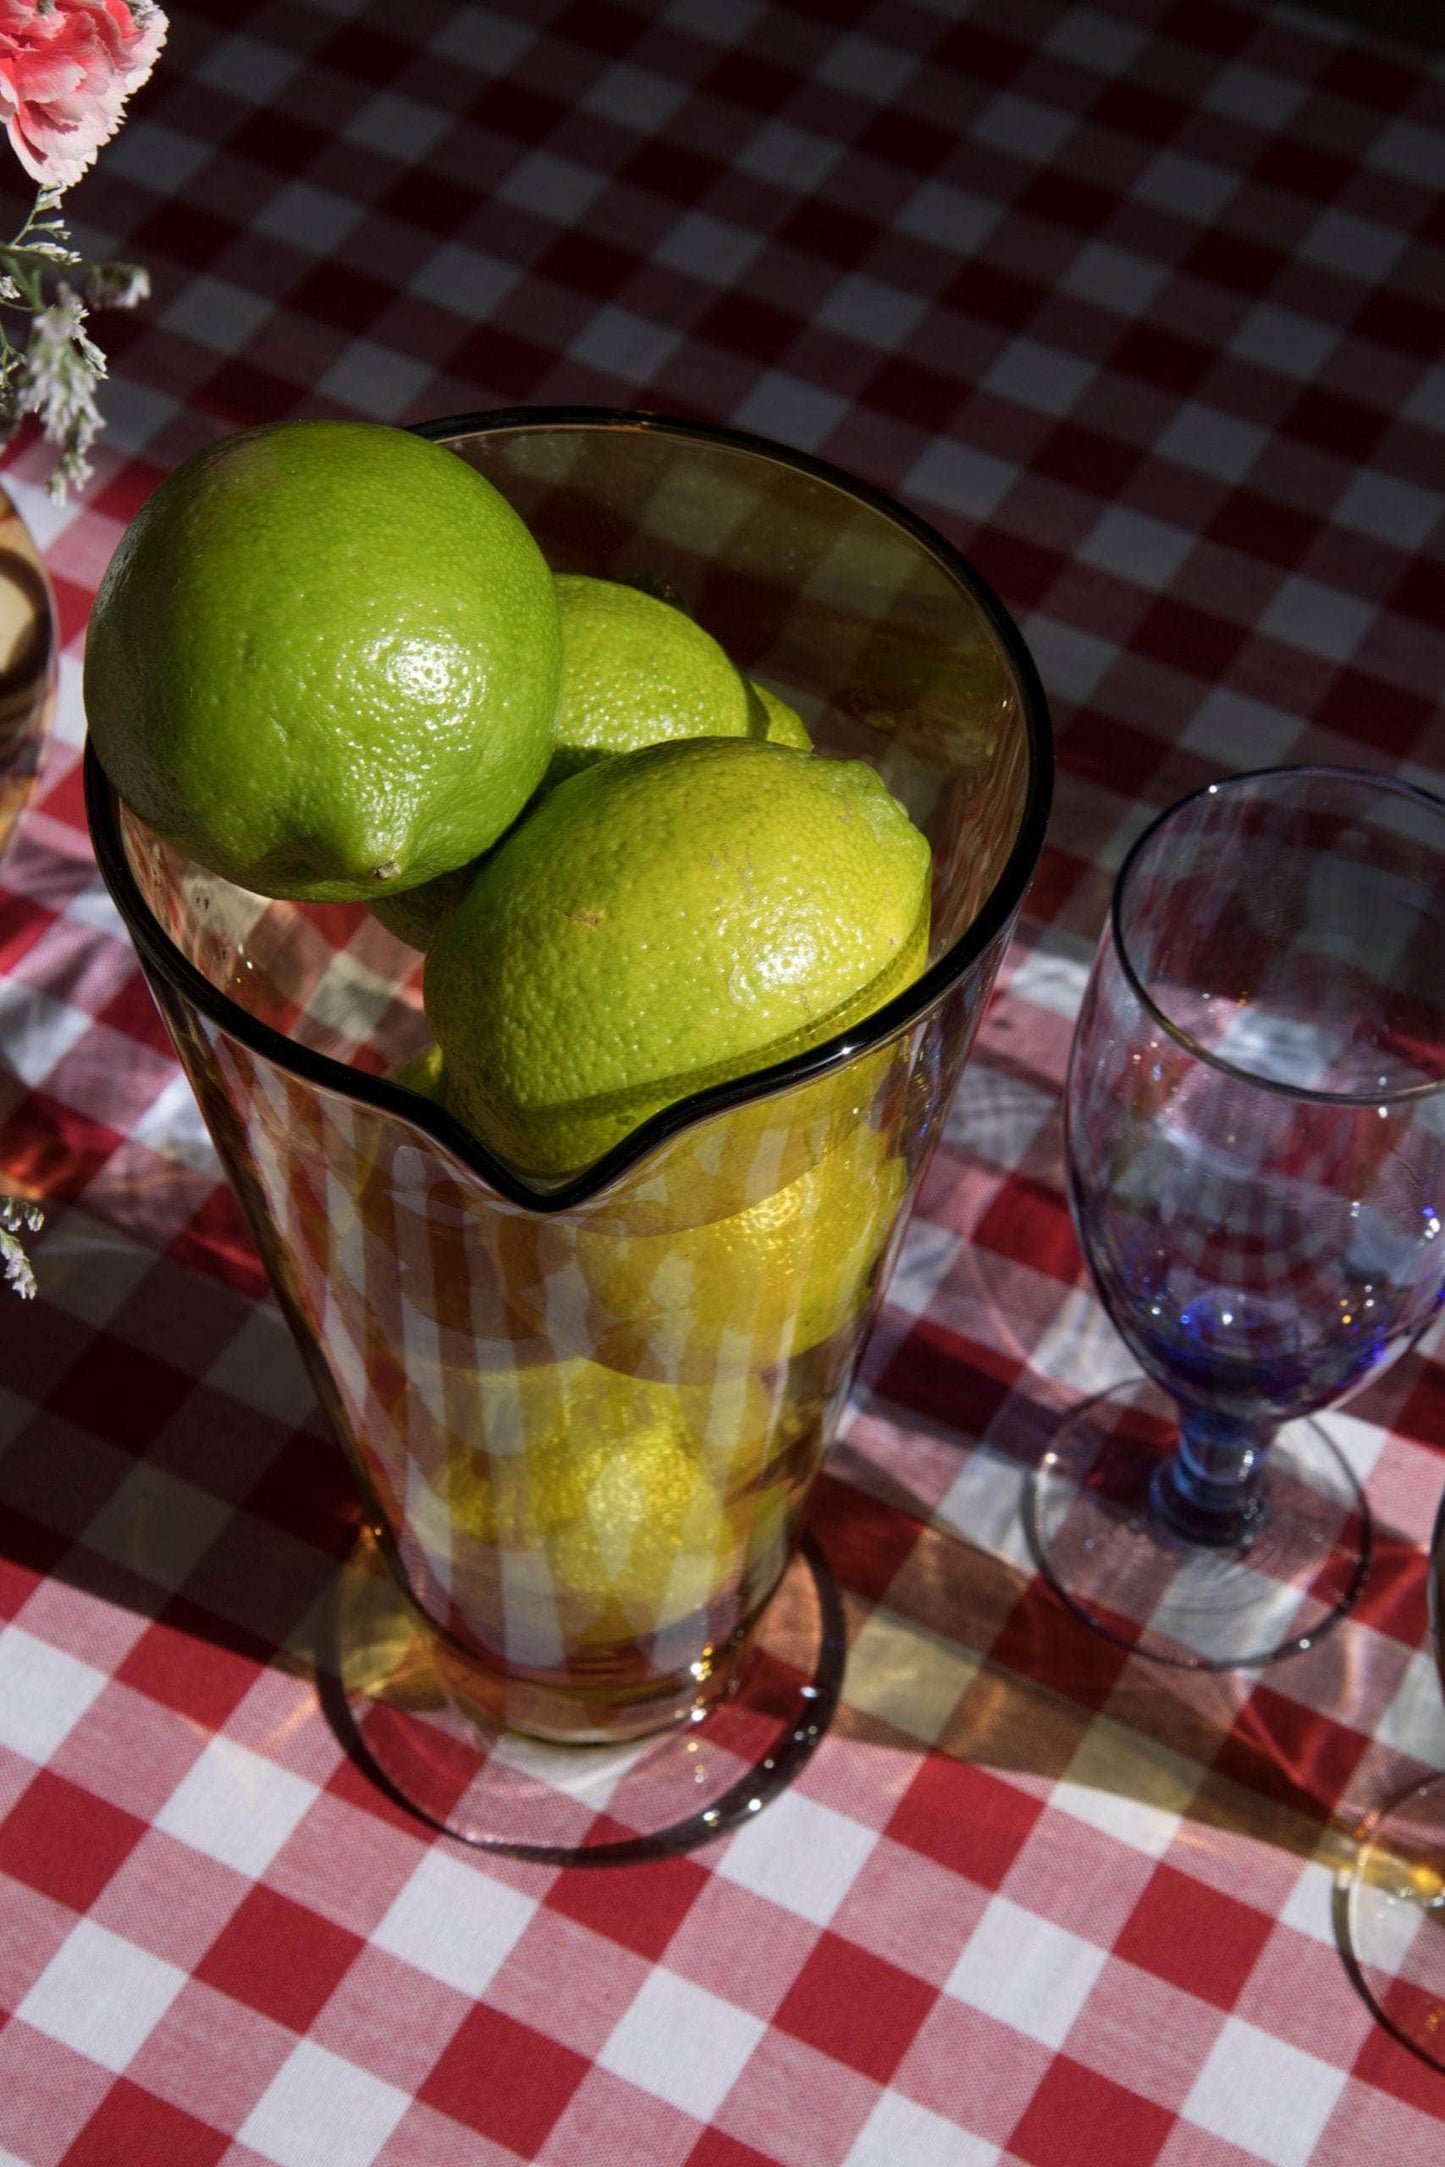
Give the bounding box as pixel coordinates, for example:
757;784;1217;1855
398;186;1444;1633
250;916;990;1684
0;180;149;497
0;1193;41;1299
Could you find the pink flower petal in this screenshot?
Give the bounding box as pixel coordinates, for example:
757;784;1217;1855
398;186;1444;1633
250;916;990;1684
0;1;167;189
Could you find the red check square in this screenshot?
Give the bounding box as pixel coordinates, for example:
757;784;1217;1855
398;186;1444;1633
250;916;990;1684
196;1883;367;2034
545;1839;709;1962
0;1769;147;1913
1009;2056;1174;2167
419;2004;590;2154
58;2080;229;2167
886;1756;1044;1888
117;1617;261;1730
47;1335;194;1454
773;1931;937;2084
1115;1862;1274;2011
685;2132;778;2167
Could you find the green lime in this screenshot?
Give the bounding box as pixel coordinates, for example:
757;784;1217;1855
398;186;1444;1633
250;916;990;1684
426;736;932;1178
751;678;811;749
544;575;760;788
369;589;813;950
84;420;562;902
370;859;478;951
388;1041;447;1103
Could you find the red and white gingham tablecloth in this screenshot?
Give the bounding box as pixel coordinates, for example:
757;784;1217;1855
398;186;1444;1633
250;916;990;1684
0;0;1443;2161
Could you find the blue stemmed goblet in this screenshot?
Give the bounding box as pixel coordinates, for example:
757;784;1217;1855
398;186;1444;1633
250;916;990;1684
1027;766;1445;1669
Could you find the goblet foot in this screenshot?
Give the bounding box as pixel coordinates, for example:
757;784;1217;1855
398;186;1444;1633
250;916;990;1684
1025;1378;1371;1668
1345;1773;1445;2068
322;1527;844;1862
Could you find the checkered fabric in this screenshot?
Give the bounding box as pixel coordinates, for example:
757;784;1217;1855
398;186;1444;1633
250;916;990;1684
1;0;1444;2162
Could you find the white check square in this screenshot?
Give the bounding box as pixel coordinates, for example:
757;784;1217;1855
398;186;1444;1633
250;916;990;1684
1371;118;1445;188
1334;469;1440;550
84;1463;232;1590
255;181;361;256
935;1447;1033;1573
846;2090;1000;2166
599;1968;764;2121
1078;505;1194;590
1402;367;1445;433
844;1609;979;1746
896;181;1000;256
737;120;840;191
816;274;928;352
1301;209;1404;281
205;1305;315;1426
1058;241;1168;316
983;337;1094;418
818;33;917;101
1044;9;1147;73
194;32;298;102
715;1788;877;1925
570;306;682;383
904;441;1015;523
409;243;519;321
656;210;763;285
0;981;91;1088
1183;2016;1347;2167
104;118;209;188
1059;1716;1199;1847
973;93;1072;162
17;1919;187;2073
497;151;605;223
431;9;532;72
582;62;687;130
343;92;448;161
1202;63;1305;128
1181;689;1301;770
1374;1649;1445;1770
155;1736;318;1877
1133;149;1235;221
1258;576;1375;664
372;1849;536;1999
318;343;432;421
666;0;765;41
884;1218;962;1321
128;1071;221;1177
0;1627;108;1764
945;1897;1107;2048
1278;1860;1337;1949
1021;614;1119;704
732;374;848;453
161;275;273;355
1156;400;1268;483
239;2039;411;2167
1230;303;1338;382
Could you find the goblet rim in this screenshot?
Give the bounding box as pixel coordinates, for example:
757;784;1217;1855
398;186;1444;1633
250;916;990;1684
1111;761;1445;1110
84;402;1054;1214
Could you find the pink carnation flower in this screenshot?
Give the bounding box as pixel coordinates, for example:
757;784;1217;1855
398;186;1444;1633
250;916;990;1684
0;0;167;192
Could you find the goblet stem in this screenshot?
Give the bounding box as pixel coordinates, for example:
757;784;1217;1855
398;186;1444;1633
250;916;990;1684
1151;1409;1272;1550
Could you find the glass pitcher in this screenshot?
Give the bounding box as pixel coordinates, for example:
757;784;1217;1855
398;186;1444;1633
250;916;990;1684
87;409;1051;1858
